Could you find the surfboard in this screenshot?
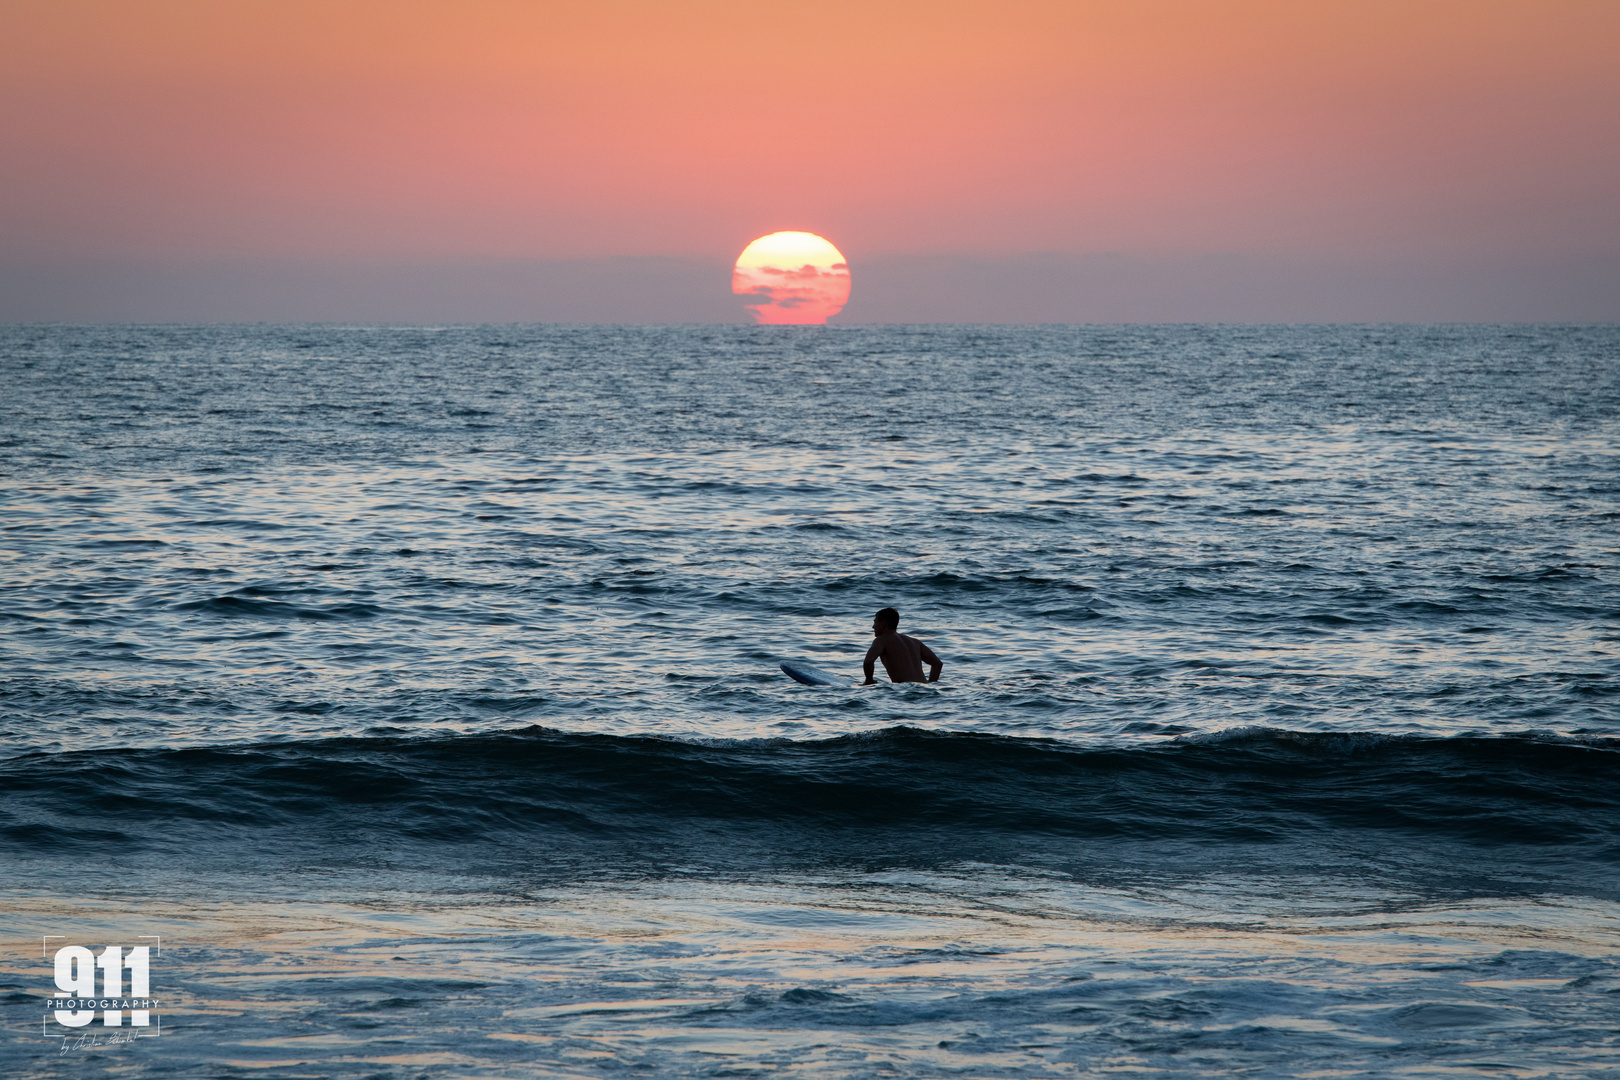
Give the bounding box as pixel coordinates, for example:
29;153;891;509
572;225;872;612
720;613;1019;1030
780;661;846;687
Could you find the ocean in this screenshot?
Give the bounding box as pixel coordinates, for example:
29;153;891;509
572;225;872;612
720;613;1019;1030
2;323;1617;1077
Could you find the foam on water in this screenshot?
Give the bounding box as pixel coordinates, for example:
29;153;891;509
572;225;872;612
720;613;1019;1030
2;879;1618;1078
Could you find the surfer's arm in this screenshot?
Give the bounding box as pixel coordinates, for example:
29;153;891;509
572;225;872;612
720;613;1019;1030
862;640;883;684
919;641;943;683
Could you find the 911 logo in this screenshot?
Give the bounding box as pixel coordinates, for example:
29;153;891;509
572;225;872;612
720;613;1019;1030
43;937;162;1038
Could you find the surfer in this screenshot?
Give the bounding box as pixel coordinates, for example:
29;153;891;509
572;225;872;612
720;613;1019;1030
863;607;943;684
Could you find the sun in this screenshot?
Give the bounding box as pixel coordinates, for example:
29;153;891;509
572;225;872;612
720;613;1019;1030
732;231;851;325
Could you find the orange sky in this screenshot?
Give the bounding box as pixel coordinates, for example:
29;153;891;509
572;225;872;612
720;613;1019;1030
2;0;1617;266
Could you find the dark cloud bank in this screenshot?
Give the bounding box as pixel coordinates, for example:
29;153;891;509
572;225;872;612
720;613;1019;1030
2;253;1615;323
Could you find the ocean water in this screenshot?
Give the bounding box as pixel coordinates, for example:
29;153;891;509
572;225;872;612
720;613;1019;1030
1;323;1617;1078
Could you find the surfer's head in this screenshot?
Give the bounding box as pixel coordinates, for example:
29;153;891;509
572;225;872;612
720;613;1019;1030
873;607;900;634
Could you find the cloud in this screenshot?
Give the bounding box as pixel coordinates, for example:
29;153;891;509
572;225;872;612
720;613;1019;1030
3;252;1615;323
731;260;851;324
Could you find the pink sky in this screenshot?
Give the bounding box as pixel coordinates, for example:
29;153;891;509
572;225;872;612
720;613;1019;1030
1;1;1616;320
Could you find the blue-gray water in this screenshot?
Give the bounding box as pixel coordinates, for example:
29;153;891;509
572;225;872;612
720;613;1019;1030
2;324;1617;1077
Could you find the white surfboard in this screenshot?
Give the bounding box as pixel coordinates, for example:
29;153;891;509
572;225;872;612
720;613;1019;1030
780;661;846;687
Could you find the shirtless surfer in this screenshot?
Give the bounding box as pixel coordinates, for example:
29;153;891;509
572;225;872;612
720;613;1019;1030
863;607;943;684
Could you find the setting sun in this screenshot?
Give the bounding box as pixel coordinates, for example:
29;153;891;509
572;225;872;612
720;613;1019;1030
732;231;851;325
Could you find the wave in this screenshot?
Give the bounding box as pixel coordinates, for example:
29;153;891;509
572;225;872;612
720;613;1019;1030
3;727;1616;890
172;594;384;620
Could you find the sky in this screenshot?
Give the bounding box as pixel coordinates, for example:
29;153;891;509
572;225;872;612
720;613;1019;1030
1;0;1617;322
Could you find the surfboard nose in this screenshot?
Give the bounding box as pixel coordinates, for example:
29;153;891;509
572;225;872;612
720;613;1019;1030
781;661;843;687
